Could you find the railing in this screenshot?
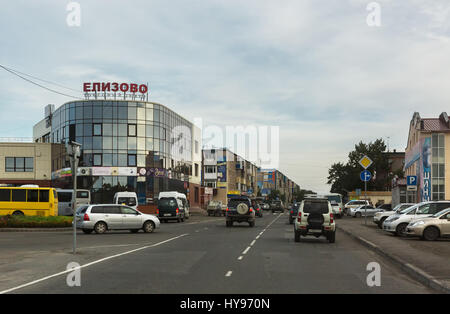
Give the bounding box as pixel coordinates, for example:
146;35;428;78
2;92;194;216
0;137;34;143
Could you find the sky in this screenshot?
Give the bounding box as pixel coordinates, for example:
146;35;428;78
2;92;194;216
1;0;450;193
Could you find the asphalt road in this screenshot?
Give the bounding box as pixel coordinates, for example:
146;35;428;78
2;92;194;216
0;212;433;294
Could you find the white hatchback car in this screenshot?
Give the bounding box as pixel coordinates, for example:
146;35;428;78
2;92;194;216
382;201;450;236
75;204;160;234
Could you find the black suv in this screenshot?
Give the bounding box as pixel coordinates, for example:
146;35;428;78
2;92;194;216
270;200;284;213
226;196;256;227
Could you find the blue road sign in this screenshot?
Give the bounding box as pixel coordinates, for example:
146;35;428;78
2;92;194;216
407;176;417;186
360;170;372;182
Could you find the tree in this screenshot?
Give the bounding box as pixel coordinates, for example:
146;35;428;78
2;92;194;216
327;138;391;195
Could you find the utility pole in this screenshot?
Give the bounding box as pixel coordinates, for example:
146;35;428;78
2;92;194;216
67;141;81;254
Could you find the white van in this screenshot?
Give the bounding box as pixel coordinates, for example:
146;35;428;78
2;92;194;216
158;191;190;219
56;189;91;216
113;192;138;210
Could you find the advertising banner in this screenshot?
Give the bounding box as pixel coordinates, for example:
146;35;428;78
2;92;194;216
217;163;227;183
421;137;431;201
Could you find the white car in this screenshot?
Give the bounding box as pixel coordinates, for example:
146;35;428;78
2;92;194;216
373;203;414;228
382;201;450;236
344;200;370;216
349;205;380;217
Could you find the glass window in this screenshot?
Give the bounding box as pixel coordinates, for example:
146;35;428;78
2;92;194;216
146;125;153;137
103;124;112;136
15;158;25;171
137;137;145;150
84;105;92;119
84;137;93;150
146;108;153;121
5;157;14;172
103;106;113;119
103;153;112;166
154;126;160;138
118;124;127;136
39;190;49;202
0;189;11;201
121;206;137;214
137;124;145;137
128;154;137;166
27;189;39;202
103;137;113;149
128;137;137;149
118;107;127;119
93;124;102;136
12;189;26;202
146;138;154;151
118;137;127;149
25;158;33;172
128;107;137;120
76;106;83;120
137;107;145;120
93;154;102;166
154;109;160;122
128;124;137;136
93;105;103;119
118;154;127;167
93;137;102;150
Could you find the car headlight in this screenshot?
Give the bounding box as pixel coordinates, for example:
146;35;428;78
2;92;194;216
410;221;425;227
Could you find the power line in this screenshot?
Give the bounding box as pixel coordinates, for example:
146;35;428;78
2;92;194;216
0;64;83;99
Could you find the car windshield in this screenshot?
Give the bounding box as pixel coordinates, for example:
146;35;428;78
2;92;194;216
303;200;329;214
158;198;177;208
400;204;419;214
327;195;341;204
118;197;136;206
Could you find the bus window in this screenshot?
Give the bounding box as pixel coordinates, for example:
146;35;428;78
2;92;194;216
0;189;10;201
39;190;49;202
27;189;39;202
12;190;26;202
77;191;89;199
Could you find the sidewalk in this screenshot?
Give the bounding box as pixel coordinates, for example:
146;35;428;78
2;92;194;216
337;217;450;293
189;206;208;216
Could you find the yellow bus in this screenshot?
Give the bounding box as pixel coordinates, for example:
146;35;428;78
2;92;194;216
0;187;58;216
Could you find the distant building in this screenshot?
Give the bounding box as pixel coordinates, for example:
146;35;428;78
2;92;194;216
404;112;450;202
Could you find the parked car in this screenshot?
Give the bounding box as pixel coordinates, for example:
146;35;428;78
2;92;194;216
376;203;392;211
294;197;336;243
383;201;450;236
349;205;379;217
261;203;270;210
75;204;160;234
270;200;284;213
373;203;414;228
406;207;450;241
289;203;300;224
344;200;370;216
226;196;256;227
207;200;225;216
157;196;186;223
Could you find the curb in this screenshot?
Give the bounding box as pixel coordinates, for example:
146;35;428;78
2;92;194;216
0;227;73;232
338;225;450;294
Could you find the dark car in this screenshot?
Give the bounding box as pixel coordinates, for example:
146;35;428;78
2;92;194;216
157;197;186;223
226;196;256;227
289;203;300;224
251;200;263;218
376;203;392;211
270;200;284;213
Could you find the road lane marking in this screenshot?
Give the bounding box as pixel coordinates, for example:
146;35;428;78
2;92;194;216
238;256;243;260
0;233;189;294
250;240;256;246
242;246;251;255
225;271;232;277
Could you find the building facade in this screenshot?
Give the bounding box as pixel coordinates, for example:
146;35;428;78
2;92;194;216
33;100;201;211
0;142;54;187
202;148;260;205
404;112;450;202
257;169;300;203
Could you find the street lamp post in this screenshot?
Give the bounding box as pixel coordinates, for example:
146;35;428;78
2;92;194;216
67;141;82;254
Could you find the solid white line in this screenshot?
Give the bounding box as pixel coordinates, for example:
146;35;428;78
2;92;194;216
250;240;256;246
0;233;189;294
225;271;232;277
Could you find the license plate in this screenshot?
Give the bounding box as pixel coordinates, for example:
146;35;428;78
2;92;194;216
164;213;172;217
309;229;322;233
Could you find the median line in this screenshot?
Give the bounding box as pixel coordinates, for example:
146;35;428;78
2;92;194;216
0;233;189;294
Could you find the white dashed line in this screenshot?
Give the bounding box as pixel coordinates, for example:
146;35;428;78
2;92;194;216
242;246;251;255
238;256;243;260
225;271;233;277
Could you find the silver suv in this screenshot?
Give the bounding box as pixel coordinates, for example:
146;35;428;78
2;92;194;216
75;204;160;234
294;197;336;243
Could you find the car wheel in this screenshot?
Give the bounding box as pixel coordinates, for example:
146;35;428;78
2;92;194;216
82;229;93;234
249;221;255;227
378;217;387;229
355;212;362;218
226;220;233;227
423;226;440;241
12;211;24;216
143;221;155;233
328;231;336;243
294;230;301;242
395;223;408;236
94;222;107;234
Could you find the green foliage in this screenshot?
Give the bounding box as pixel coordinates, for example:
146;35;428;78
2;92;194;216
327;138;391;196
0;215;73;228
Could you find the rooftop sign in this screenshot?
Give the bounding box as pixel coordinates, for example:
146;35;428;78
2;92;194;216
83;82;149;101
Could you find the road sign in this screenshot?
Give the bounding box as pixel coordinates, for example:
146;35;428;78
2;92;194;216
407;175;418;191
360;170;372;182
359;155;373;169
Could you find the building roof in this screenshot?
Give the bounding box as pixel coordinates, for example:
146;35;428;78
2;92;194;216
421;118;450;132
